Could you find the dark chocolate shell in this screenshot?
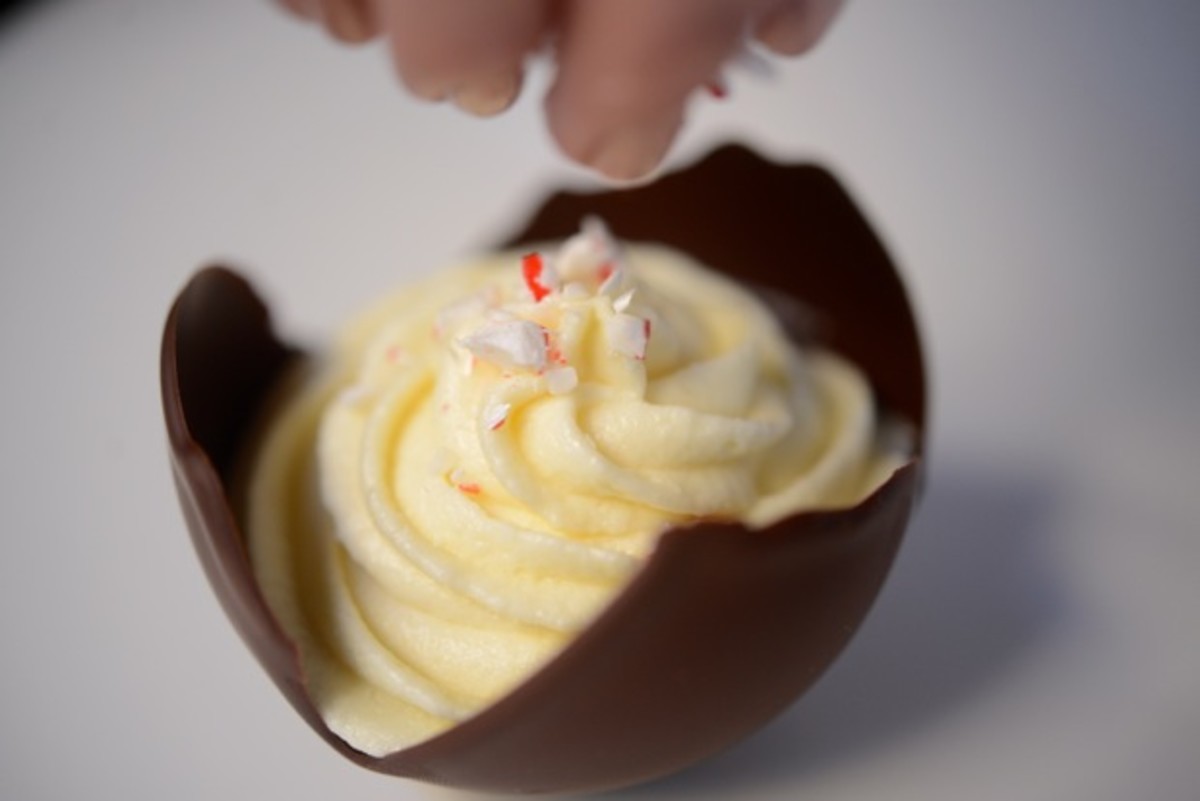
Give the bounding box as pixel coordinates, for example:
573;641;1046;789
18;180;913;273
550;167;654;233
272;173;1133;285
161;145;926;794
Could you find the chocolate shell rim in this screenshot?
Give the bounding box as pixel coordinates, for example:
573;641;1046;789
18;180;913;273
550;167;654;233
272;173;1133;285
161;144;927;794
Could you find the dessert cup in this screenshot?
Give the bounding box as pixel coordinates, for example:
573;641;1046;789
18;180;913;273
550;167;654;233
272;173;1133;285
161;144;926;794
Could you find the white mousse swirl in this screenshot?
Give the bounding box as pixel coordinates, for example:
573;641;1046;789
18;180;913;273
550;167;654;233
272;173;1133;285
245;221;907;755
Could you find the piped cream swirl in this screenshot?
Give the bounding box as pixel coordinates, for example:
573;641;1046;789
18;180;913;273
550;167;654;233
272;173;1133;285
245;223;907;755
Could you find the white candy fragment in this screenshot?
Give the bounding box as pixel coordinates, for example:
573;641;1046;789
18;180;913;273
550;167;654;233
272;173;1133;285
613;289;635;313
545;366;579;395
434;288;499;339
732;44;776;80
337;383;374;408
554;215;626;295
606;313;651;361
596;262;625;296
483;402;511;431
552;239;592;283
561;282;589;300
555;226;605;283
459;320;547;372
582;215;615;252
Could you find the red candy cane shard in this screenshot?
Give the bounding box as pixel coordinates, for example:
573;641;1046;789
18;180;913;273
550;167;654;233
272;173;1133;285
522;252;553;302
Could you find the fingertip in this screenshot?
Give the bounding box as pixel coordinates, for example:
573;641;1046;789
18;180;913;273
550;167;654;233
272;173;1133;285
453;71;523;117
275;0;318;22
590;125;680;182
546;89;683;181
318;0;378;45
755;0;846;56
544;0;741;179
379;0;550;109
399;72;451;104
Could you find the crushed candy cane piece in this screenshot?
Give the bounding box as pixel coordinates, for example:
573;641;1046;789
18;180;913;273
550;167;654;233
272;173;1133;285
607;313;651;361
555;230;604;283
456;351;477;377
337;384;374;407
522;252;559;302
555;215;626;291
483;402;511;431
702;44;774;100
613;289;635;313
542;328;567;366
449;467;482;495
545;366;579;395
460;319;547;372
597;262;625;297
561;281;589;300
582;216;614;251
434;288;498;339
732;44;776;80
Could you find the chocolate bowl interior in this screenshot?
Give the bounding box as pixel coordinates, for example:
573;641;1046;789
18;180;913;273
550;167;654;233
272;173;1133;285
161;145;926;795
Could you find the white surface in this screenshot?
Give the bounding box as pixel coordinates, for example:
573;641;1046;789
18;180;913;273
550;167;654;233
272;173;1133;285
2;1;1198;799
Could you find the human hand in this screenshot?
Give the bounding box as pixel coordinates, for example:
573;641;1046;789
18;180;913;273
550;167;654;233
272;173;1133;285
275;0;845;180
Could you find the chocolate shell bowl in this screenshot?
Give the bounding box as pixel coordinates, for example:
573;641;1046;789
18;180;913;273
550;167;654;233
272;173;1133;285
160;145;926;795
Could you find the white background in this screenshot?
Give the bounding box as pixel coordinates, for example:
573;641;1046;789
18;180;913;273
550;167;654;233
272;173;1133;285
2;1;1198;799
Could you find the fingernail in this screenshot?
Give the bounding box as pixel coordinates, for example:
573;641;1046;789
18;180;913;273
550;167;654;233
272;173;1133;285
325;2;370;43
403;75;450;103
587;117;681;181
755;0;845;56
453;73;522;117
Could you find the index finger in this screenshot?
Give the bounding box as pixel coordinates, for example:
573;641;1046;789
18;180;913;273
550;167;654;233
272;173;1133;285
545;0;759;180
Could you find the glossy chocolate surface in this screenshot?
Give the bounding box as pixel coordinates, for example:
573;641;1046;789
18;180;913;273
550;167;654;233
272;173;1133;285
161;145;926;794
